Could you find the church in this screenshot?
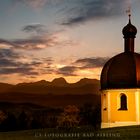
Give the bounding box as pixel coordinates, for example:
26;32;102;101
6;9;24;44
100;15;140;128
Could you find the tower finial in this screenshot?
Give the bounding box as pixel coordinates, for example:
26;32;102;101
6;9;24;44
126;6;131;23
123;3;137;53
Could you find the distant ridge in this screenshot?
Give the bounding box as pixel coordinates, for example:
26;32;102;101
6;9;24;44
0;78;100;107
74;78;99;86
0;77;100;95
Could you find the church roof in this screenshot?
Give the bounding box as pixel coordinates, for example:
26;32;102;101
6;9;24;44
101;52;140;89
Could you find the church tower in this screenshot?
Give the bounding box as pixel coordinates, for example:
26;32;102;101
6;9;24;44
100;15;140;128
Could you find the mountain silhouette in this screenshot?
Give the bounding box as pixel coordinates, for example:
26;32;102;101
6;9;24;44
0;78;100;107
51;77;68;86
73;78;99;86
1;78;100;95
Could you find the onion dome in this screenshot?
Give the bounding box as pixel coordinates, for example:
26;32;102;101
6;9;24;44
100;18;140;90
122;19;137;38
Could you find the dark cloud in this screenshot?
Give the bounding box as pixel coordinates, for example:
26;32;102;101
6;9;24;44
62;17;86;26
0;28;72;50
12;34;70;50
0;39;19;48
0;35;59;50
57;66;78;76
0;48;41;75
0;48;56;76
0;48;20;59
0;59;18;67
12;37;48;50
75;57;109;68
12;0;49;8
11;0;62;9
61;0;126;25
0;48;57;76
0;59;40;75
0;67;38;75
56;57;109;76
0;49;20;67
0;48;109;77
22;24;47;34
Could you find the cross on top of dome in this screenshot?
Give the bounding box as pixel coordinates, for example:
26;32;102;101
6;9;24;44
126;6;131;22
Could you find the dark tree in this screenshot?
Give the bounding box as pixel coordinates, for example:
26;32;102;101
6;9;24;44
80;103;101;129
18;111;28;130
0;112;17;131
31;119;41;129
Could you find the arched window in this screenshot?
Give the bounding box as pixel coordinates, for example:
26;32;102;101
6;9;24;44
118;93;127;110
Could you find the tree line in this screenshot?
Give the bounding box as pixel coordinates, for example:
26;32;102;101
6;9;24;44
0;103;101;131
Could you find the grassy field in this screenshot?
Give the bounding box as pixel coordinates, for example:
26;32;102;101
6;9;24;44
0;125;140;140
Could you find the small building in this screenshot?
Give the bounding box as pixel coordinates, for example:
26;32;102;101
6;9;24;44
100;16;140;128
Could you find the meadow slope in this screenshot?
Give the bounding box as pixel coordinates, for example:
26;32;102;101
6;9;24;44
0;125;140;140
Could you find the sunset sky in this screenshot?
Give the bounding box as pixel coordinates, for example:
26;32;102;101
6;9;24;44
0;0;140;84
